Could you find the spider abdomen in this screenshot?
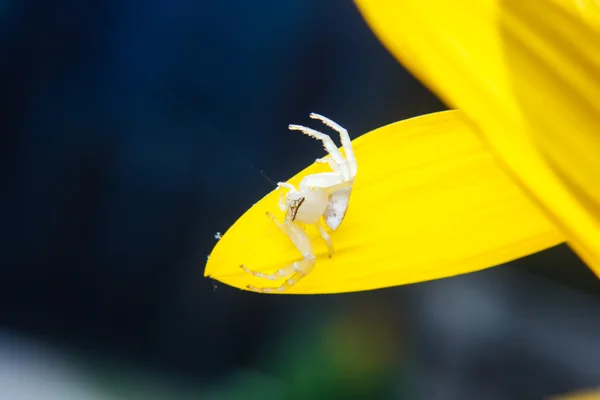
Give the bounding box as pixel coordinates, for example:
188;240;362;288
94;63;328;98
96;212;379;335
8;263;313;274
324;188;352;231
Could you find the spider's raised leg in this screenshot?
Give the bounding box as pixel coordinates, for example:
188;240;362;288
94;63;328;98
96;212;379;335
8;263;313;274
288;124;351;180
315;156;338;172
310;113;357;177
240;212;315;293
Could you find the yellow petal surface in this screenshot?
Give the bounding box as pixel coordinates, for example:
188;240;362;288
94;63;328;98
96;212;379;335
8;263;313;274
205;111;562;294
552;390;600;400
355;0;600;274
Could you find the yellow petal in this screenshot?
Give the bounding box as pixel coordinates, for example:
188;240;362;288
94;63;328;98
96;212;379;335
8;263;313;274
205;110;562;294
355;0;600;274
552;389;600;400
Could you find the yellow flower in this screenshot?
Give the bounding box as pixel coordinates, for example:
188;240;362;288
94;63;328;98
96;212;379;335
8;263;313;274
205;0;600;294
355;0;600;273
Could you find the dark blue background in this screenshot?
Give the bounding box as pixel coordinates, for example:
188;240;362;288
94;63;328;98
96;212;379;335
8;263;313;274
0;0;444;376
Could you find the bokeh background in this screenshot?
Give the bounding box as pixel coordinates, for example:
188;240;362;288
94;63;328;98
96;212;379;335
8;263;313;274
2;1;600;399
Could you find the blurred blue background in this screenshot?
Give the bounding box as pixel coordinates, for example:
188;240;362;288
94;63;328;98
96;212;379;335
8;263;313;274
2;1;600;399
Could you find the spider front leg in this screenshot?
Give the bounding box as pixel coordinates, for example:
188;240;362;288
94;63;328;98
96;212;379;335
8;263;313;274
290;114;357;180
240;212;316;293
309;113;357;177
289;124;351;180
276;182;296;211
315;156;338;171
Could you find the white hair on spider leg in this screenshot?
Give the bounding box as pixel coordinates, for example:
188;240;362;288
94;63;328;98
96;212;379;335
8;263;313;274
240;113;357;293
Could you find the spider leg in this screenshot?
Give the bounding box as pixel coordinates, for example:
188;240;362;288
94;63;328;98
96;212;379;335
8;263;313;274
245;258;314;293
240;259;307;281
288;124;351;180
310;113;357;177
315;157;339;172
277;182;295;191
315;220;334;257
241;212;315;293
276;182;297;211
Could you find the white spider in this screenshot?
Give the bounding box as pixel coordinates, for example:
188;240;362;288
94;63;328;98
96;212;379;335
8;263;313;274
241;113;357;293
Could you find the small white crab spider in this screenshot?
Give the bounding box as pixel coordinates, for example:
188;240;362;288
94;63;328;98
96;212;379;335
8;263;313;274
241;113;357;293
